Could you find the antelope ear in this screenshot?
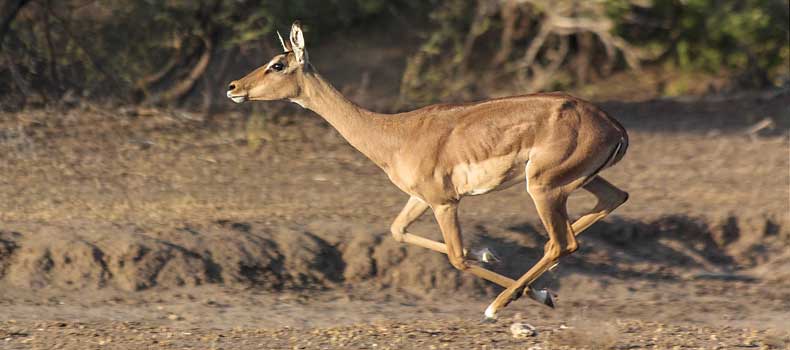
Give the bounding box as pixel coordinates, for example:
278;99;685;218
289;21;307;65
276;30;291;52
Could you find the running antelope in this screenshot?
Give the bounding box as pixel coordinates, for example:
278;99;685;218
227;21;629;320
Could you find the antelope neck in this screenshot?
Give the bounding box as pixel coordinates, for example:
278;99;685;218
297;72;401;169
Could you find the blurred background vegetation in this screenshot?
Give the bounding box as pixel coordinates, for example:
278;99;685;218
1;0;788;112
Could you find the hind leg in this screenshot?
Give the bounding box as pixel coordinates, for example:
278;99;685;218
483;176;628;319
483;139;621;319
484;181;578;319
572;176;628;235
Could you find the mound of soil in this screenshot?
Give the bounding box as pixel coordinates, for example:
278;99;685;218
0;223;342;292
0;212;783;293
0;220;479;293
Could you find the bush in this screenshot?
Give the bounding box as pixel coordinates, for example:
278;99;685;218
0;0;411;109
397;0;789;105
1;0;787;111
616;0;789;87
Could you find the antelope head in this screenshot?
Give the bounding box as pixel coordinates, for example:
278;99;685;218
227;21;309;104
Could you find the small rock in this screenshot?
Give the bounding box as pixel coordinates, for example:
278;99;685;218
167;314;183;321
510;322;537;338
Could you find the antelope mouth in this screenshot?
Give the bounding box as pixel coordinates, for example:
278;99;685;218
226;91;247;104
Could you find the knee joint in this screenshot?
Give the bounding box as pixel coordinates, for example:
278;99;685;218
448;255;468;271
545;240;578;259
390;225;405;242
565;241;579;255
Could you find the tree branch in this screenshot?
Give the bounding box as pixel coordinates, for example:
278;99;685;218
156;35;213;104
0;0;30;49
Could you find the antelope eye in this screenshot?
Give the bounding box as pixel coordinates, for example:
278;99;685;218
271;62;284;71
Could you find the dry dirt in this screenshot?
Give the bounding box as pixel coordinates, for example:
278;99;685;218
0;90;788;349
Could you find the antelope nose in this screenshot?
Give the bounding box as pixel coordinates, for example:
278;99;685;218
227;83;236;91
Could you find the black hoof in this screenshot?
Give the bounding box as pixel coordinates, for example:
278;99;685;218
480;316;497;324
526;288;556;309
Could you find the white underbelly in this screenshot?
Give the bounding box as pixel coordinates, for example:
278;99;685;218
453;156;526;196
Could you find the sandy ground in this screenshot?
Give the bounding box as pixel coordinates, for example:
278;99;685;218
0;90;788;349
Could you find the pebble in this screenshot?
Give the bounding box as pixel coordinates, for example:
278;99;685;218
510;322;537;338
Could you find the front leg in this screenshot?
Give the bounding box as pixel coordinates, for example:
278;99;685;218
390;196;487;261
431;202;515;288
390;196;452;255
392;197;552;308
